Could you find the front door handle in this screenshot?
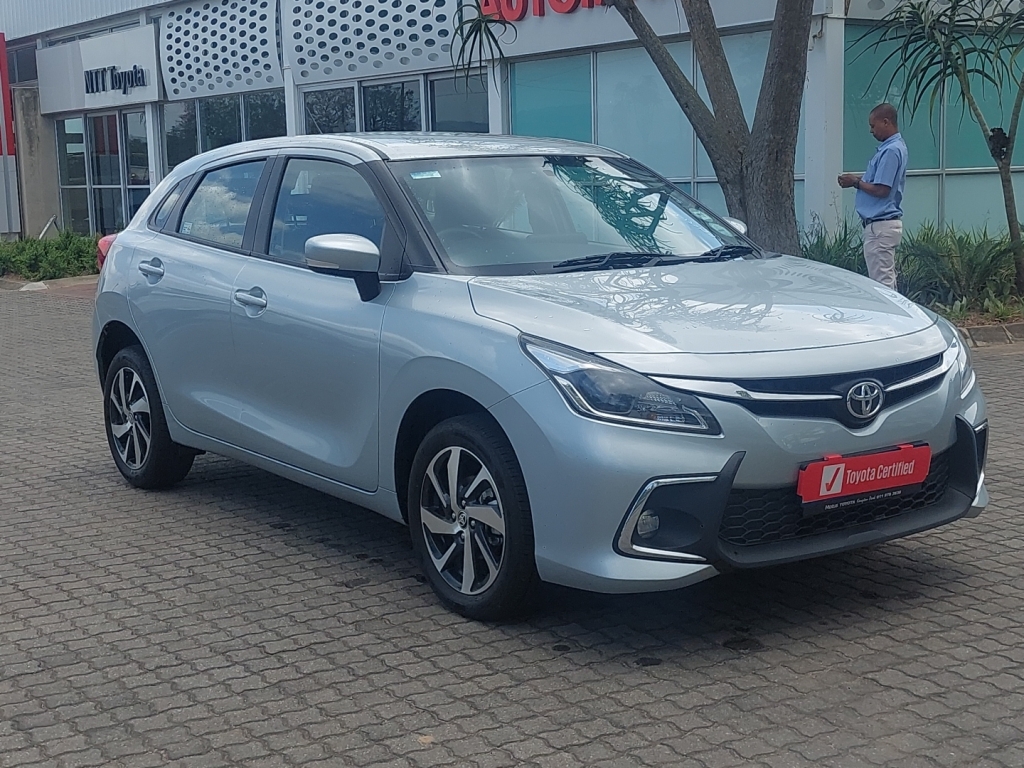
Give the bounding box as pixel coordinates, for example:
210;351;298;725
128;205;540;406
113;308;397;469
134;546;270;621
138;260;164;278
233;289;268;309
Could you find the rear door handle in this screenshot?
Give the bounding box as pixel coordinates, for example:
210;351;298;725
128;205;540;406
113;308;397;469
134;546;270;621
233;289;268;309
138;261;164;278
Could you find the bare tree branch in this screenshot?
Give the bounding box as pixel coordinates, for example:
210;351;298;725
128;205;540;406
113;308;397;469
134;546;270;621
751;0;814;146
679;0;749;144
602;0;721;152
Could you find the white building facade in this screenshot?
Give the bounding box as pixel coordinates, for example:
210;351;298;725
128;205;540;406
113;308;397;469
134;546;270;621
0;0;1016;238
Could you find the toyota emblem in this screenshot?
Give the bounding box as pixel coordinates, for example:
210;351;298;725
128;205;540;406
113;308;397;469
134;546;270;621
846;381;884;419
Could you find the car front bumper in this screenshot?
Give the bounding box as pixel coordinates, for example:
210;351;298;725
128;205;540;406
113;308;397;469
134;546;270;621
490;368;987;594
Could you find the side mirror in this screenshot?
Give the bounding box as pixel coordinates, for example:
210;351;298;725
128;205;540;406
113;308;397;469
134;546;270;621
723;217;748;236
305;234;382;301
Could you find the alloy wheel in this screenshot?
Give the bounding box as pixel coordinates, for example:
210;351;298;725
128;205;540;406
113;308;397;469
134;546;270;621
419;446;506;596
108;367;152;470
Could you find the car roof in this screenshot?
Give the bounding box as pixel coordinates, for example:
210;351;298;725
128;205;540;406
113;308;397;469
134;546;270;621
331;133;625;161
180;132;625;168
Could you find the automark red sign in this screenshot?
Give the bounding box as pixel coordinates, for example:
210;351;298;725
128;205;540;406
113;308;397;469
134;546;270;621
481;0;602;21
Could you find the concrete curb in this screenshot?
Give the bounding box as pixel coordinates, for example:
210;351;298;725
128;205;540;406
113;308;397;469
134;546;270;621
0;274;98;292
963;322;1024;347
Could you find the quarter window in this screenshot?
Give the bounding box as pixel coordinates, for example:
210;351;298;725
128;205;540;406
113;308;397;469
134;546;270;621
269;159;385;265
152;178;189;230
178;161;266;248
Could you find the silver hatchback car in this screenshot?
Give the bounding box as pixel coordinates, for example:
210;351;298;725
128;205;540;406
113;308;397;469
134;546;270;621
93;134;988;619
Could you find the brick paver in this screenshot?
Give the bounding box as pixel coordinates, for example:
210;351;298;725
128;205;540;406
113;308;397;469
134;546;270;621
1;290;1022;767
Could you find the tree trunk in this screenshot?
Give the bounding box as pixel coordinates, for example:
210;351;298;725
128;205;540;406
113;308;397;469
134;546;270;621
743;0;815;254
996;159;1024;291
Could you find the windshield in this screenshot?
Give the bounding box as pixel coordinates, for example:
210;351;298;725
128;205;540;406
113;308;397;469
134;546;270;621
391;155;749;275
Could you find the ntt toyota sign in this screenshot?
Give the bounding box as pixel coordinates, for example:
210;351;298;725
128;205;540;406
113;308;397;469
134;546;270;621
83;65;149;97
37;26;160;114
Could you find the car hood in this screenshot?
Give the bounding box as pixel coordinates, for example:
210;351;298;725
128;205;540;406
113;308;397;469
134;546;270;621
468;255;938;359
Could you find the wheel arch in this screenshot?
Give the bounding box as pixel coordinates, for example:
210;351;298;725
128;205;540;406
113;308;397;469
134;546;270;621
96;321;144;383
395;389;506;522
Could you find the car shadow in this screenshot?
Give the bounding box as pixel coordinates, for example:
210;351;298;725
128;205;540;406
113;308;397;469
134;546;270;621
169;453;981;664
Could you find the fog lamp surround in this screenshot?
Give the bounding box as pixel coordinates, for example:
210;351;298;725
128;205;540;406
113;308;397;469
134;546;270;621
521;337;722;435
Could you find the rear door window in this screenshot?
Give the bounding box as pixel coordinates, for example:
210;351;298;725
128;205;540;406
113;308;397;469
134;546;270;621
178;160;266;248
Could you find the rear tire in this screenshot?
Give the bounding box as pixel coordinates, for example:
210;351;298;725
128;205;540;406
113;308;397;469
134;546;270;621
103;345;195;490
408;414;540;621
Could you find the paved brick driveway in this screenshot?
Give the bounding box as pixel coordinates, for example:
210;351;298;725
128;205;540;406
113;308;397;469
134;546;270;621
1;289;1023;768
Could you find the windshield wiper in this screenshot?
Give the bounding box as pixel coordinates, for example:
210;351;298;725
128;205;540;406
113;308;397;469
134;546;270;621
551;244;763;272
551;252;671;272
679;244;764;263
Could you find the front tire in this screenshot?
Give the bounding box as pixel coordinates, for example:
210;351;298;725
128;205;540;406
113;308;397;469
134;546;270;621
408;415;540;621
103;345;195;490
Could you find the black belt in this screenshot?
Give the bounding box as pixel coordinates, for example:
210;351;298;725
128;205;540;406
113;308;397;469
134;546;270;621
862;216;902;227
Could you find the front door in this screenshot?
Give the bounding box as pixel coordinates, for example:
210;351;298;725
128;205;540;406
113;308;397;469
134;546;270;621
228;156;391;491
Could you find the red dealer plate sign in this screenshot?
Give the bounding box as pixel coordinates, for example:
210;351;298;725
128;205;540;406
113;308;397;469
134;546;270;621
796;444;932;514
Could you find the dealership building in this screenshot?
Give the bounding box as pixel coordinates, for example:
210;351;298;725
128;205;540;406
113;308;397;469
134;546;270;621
0;0;1016;240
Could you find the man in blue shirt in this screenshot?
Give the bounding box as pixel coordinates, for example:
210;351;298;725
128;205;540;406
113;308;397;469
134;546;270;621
838;103;908;290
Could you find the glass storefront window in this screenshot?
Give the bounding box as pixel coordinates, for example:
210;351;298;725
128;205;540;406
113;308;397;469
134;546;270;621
844;25;940;172
244;90;287;140
122;112;149;186
511;55;592;143
430;75;488;133
60;188;90;235
597;43;693;181
304;87;356;133
57;117;86;186
92;187;125;235
164;101;198;170
128;188;151;219
362;80;421;131
199;94;242;152
89;114;121;186
945;73;1015;169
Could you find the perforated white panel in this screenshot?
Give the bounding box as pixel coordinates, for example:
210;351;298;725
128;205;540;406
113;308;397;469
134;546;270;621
282;0;456;84
161;0;284;99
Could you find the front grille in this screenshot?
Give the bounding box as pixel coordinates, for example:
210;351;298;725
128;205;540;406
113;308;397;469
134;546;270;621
734;354;943;395
718;450;950;547
716;353;947;429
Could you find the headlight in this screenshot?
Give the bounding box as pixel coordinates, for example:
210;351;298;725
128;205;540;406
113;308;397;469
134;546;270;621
953;330;976;398
521;338;722;435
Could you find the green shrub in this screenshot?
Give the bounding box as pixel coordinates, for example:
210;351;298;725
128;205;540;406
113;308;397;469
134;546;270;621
912;227;1016;307
0;230;98;282
800;219;867;276
800;220;1019;314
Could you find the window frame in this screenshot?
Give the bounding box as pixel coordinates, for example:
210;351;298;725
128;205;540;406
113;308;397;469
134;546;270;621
167;156;275;255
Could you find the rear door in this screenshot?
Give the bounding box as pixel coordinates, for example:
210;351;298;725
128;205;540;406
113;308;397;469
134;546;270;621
128;155;272;440
227;152;401;491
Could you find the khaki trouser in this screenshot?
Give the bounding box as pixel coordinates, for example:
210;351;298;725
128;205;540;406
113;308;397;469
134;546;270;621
862;219;902;290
